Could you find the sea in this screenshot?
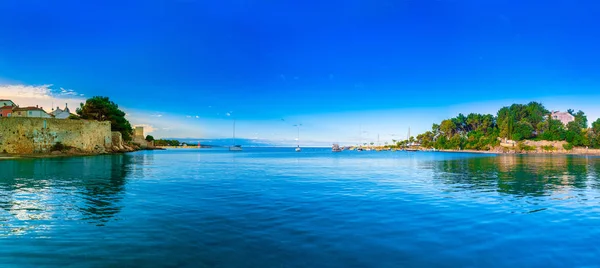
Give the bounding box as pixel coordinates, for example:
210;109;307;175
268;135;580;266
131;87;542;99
1;148;600;267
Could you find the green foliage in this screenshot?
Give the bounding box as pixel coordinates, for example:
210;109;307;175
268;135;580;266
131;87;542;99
145;135;155;142
593;118;600;134
76;96;133;141
563;143;574;151
574;110;588;128
154;139;180;146
67;114;80;120
539;119;566;141
517;142;536;152
541;145;556;151
512;121;534;141
440;120;456;138
565;121;584;146
418;101;598;151
497;102;548;139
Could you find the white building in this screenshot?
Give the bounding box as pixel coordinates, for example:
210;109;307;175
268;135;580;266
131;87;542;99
51;104;73;119
550;111;575;126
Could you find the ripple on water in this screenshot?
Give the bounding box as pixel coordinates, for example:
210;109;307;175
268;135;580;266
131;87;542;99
1;151;600;267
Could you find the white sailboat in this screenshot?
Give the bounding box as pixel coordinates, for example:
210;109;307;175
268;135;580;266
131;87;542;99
294;124;302;152
229;119;242;151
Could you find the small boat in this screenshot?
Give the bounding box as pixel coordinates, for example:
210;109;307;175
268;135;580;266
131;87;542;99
229;119;242;151
295;146;301;152
229;145;242;151
332;144;342;152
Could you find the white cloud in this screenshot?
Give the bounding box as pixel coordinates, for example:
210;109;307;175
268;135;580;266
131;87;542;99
0;84;85;112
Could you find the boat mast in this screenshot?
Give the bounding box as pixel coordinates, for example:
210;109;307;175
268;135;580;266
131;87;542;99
233;119;236;146
407;127;410;146
294;124;301;147
359;125;362;147
297;124;300;147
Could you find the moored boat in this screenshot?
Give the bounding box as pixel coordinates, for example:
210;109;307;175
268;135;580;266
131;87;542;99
332;144;342;152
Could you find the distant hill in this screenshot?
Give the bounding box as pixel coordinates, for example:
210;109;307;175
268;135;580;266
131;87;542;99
165;138;277;147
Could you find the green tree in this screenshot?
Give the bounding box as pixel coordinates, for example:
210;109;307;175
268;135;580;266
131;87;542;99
145;135;155;142
512;121;534;141
573;110;588;128
539;119;566;141
593;118;600;134
440;120;456;138
77;96;133;141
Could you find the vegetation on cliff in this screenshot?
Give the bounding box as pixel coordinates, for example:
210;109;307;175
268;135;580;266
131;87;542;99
154;139;181;146
415;102;600;150
75;96;133;141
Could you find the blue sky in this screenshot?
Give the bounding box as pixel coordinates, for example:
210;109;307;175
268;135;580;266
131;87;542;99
1;0;599;145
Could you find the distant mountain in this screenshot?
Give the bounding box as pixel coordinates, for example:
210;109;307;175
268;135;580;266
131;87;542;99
165;138;277;147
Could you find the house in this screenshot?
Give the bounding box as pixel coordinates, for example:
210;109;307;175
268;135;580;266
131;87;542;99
51;103;74;119
550;111;575;126
0;99;16;107
0;105;13;117
12;106;52;118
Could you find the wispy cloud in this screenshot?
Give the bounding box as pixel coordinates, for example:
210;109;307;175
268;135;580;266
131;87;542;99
0;84;85;111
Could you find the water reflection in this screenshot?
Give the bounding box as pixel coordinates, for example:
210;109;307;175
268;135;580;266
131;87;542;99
0;155;132;236
430;155;600;197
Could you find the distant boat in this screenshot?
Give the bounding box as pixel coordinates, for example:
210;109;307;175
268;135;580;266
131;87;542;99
229;145;243;151
332;144;342;152
295;145;301;152
229;119;242;151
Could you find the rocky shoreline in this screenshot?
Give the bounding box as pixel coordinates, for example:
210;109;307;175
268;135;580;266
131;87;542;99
0;144;165;159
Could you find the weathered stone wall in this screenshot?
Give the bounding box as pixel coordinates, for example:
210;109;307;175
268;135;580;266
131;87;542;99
0;118;112;154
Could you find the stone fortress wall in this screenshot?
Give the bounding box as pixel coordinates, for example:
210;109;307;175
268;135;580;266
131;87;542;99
0;117;112;154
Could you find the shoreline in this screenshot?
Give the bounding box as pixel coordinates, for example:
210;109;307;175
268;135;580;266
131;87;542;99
436;149;600;156
0;147;165;160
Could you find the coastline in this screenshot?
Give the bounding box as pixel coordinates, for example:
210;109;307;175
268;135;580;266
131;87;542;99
0;146;165;160
436;148;600;156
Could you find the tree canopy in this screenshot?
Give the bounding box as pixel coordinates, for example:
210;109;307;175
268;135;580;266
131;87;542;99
154;139;181;146
76;96;133;141
413;102;598;150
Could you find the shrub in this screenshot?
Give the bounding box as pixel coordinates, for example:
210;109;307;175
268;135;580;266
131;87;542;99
517;142;536;152
541;145;556;151
563;143;574;151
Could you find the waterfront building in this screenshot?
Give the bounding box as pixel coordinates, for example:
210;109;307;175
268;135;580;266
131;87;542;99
550;111;575;126
12;106;52;118
51;103;74;119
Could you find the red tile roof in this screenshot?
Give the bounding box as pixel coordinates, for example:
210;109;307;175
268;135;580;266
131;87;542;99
0;105;12;110
13;107;46;112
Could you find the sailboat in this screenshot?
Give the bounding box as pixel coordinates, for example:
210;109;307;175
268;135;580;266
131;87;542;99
357;125;364;151
405;127;418;152
295;124;301;152
229;119;242;151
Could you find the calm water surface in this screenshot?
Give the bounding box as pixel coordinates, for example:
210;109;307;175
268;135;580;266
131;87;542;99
2;148;600;267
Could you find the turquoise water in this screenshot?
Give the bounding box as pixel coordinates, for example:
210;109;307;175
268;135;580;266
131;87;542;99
2;148;600;267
